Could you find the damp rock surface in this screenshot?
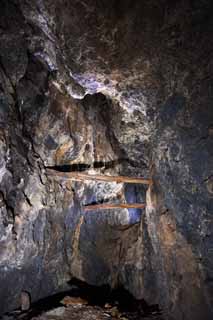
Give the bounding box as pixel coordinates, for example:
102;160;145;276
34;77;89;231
0;1;213;320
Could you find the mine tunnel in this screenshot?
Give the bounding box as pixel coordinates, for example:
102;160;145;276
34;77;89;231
0;0;213;320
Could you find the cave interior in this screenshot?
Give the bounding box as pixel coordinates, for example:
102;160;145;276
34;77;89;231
0;1;213;320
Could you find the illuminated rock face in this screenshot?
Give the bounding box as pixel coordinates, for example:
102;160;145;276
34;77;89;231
0;1;213;319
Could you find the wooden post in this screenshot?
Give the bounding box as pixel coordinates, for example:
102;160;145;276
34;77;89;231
46;169;152;185
83;203;146;211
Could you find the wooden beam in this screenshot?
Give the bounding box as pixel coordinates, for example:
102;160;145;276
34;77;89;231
46;169;152;185
83;203;146;211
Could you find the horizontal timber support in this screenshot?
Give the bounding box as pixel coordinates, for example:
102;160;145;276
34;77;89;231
46;169;152;185
83;203;146;211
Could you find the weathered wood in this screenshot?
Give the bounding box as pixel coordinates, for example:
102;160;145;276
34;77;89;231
46;169;152;185
83;203;146;211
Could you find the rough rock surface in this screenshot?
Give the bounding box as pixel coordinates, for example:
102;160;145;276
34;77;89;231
0;1;213;319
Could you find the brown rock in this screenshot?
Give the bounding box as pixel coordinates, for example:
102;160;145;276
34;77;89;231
60;296;88;306
20;291;31;311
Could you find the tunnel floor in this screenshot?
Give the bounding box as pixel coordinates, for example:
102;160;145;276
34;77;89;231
0;281;164;320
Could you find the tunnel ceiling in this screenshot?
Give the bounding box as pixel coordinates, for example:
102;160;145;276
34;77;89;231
0;1;213;319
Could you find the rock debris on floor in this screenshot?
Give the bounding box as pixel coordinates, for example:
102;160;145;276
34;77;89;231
1;301;163;320
1;286;163;320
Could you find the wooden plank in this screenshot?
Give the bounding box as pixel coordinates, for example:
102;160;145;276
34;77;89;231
46;169;152;185
83;203;146;211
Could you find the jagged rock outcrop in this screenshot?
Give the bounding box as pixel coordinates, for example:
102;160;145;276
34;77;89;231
0;1;213;319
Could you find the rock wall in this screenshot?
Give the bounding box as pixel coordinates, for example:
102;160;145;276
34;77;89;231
0;1;213;319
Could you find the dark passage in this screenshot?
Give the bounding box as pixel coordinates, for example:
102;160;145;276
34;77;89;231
45;158;138;173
